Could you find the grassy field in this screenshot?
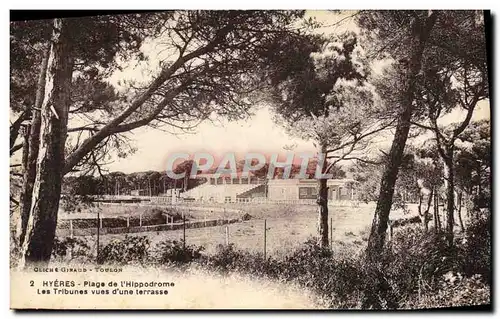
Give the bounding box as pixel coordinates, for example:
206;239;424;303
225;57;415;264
66;202;420;257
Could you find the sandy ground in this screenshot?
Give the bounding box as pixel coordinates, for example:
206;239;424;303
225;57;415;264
75;202;419;256
11;264;327;309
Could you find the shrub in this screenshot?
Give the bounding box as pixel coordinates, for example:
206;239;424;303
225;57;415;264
201;240;364;308
202;244;282;279
462;213;491;282
241;213;252;221
363;225;464;308
52;237;91;262
201;244;244;273
153;240;204;266
278;240;364;308
97;235;150;265
47;216;489;310
358;222;492;309
405;274;490;309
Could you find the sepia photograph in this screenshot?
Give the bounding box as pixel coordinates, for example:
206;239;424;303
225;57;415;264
8;9;491;310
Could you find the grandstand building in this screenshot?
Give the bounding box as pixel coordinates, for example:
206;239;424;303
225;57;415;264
180;173;266;203
180;173;358;203
266;179;358;201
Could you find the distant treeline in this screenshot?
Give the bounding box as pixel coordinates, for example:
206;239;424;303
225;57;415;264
62;158;346;196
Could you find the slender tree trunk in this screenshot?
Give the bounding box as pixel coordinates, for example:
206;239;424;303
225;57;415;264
18;18;73;268
433;187;440;232
476;164;482;200
17;44;51;247
417;192;423;216
442;149;455;245
418;191;428;231
366;117;411;256
421;188;433;232
317;143;329;248
365;12;438;261
464;190;474;221
457;190;465;232
317;178;329;247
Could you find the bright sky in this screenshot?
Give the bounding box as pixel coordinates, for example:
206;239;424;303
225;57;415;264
107;106;316;173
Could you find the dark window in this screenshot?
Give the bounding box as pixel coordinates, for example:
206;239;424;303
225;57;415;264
299;187;316;199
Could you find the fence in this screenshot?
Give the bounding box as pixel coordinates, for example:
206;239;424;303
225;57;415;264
57;217;241;237
56;195;426;265
148;196;364;207
93;195;365;208
57;214;321;258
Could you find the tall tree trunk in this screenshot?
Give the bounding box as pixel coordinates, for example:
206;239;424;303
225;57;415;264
16;44;51;247
442;148;455;245
317;143;329;248
420;188;433;232
18;18;73;268
433;187;441;232
457;190;465;232
366;115;412;257
365;11;438;261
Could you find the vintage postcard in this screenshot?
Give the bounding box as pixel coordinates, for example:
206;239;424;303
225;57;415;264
9;10;491;310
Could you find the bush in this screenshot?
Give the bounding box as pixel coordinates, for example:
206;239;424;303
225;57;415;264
153;240;204;266
200;240;364;308
352;225;472;309
278;239;364;308
97;235;150;265
52;237;91;262
46;217;490;310
201;244;282;279
241;213;252;221
357;223;491;309
376;226;463;305
405;274;490;309
199;226;491;309
462;214;491;282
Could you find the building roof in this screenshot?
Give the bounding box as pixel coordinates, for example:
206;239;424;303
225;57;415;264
267;178;357;185
196;172;261;178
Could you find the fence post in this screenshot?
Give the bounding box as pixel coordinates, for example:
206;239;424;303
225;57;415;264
70;219;74;238
126;216;130;228
139;213;142;227
96;211;100;263
183;216;186;249
330;217;333;249
225;225;229;246
263;219;267;260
